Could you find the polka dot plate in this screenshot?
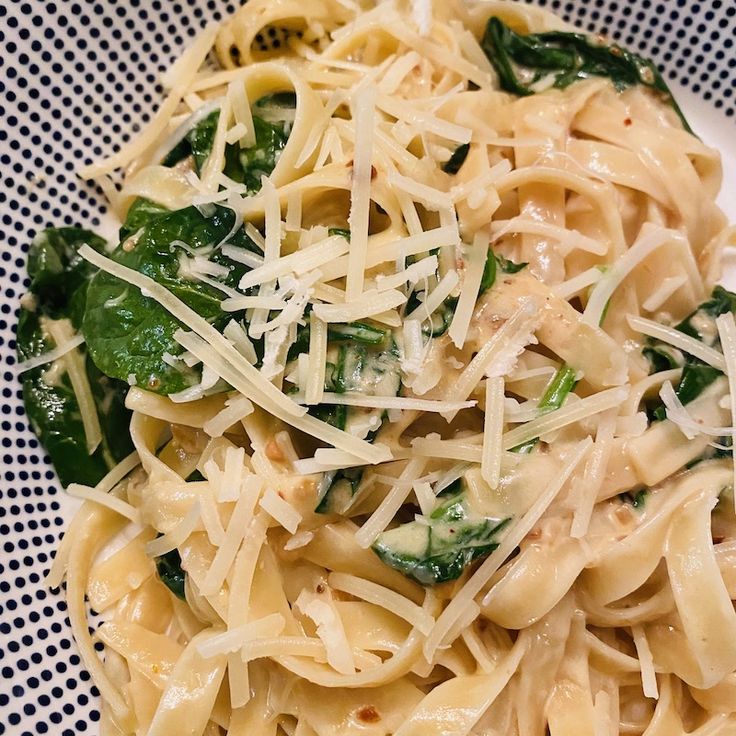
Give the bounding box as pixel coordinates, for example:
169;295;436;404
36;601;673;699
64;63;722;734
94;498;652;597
1;1;735;734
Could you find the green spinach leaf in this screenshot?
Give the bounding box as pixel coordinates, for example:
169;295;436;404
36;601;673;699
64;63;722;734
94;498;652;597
327;227;351;241
83;205;259;394
481;17;692;133
513;364;577;453
155;547;187;600
479;249;528;296
17;228;133;487
119;198;171;243
442;143;470;175
644;287;736;416
163;105;290;195
313;338;400;514
372;488;511;585
619;488;648;510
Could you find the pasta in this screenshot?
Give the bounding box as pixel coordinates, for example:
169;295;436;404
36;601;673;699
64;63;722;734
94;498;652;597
15;0;736;733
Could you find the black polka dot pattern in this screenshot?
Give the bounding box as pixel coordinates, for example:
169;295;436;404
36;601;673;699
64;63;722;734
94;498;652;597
1;0;735;732
524;0;736;118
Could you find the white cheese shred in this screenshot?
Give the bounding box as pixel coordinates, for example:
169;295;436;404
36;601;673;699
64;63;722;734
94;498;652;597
77;246;389;464
346;83;377;299
15;332;85;373
259;487;303;534
716;312;736;513
627;314;725;371
305;313;328;405
632;624;659;699
448;231;488;349
66;484;140;524
481;377;505;489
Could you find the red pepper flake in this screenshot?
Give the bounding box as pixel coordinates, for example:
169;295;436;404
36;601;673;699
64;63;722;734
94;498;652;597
357;706;380;723
623;118;632;127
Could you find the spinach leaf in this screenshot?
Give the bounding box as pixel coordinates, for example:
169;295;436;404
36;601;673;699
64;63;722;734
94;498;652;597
314;338;400;514
288;319;389;364
479;248;528;295
17;228;133;487
255;92;298;109
26;228;107;323
497;253;528;275
404;250;463;338
316;466;364;514
327;227;351;241
644;287;736;416
405;284;458;338
372;489;511;585
155;547;186;600
233;115;290;193
480;249;497;294
164;106;290;195
83;205;259;394
513;364;577;453
675;286;736;344
619;488;648;510
328;322;388;344
481;17;692;133
442;143;470;175
119;198;171;243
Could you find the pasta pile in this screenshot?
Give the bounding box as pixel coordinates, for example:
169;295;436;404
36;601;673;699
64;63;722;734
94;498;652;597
24;0;736;734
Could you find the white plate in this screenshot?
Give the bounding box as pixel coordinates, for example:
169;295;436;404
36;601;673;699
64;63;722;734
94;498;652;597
1;1;735;732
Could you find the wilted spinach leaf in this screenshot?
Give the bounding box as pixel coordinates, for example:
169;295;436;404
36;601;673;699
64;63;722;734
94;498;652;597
442;143;470;175
479;248;527;296
161;104;290;195
644;286;736;418
155;547;186;600
17;228;133;487
481;17;692;133
512;364;577;453
372;488;511;585
83;205;259;394
119;198;171;243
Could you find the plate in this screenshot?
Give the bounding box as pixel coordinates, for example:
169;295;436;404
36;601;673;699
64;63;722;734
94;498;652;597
1;1;735;732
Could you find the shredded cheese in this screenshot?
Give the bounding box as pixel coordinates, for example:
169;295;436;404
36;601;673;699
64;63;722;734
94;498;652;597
145;502;201;557
716;312;736;513
448;231;488;349
305;313;328;405
198;614;286;659
501;386;627;450
16;332;85;373
481;377;505;488
227;79;255;148
584;225;687;326
294;589;356;675
66;484;140;524
632;625;659;699
405;269;459;322
259;488;302;534
313;289;407;323
627;314;725;371
328;571;434;633
44;318;103;455
200;476;263;596
354;457;427;548
346;83;377;299
305;392;476;413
